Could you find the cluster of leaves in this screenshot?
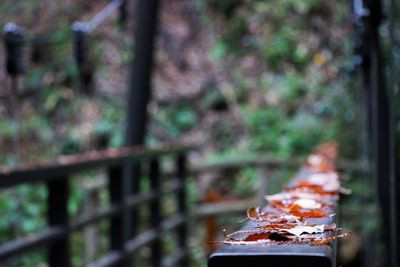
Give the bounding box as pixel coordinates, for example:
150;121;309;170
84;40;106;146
223;143;350;245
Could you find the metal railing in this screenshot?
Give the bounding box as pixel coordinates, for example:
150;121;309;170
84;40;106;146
352;0;399;266
0;144;190;267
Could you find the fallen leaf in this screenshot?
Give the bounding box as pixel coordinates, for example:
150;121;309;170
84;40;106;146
247;207;260;220
290;210;326;218
282;225;325;236
293;199;322;209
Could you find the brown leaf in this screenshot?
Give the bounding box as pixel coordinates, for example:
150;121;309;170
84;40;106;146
247;207;260;220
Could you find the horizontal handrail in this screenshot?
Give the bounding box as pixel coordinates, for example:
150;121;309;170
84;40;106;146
0;145;366;188
192;155;368;174
86;251;123;267
124;214;185;253
71;180;185;231
0;213;185;262
0;143;190;188
0;227;65;261
86;0;125;31
71;204;121;230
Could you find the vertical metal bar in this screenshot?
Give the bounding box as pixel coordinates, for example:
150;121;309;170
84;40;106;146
108;167;124;267
46;178;70;267
3;23;25;166
3;23;26;76
352;2;379;265
125;0;160;147
121;163;140;267
149;159;162;267
124;1;160;265
388;0;400;265
176;154;188;267
366;0;397;266
119;0;128;30
72;22;94;95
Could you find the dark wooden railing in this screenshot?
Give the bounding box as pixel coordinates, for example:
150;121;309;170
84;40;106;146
0;144;190;267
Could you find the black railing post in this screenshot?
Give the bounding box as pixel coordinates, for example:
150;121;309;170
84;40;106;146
124;0;160;265
119;0;128;30
176;154;188;267
72;21;94;95
352;2;378;266
3;23;26;165
365;1;397;267
125;0;160;146
149;159;162;267
108;167;124;267
46;178;70;267
4;23;26;77
357;0;398;266
388;0;400;264
122;163;140;267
